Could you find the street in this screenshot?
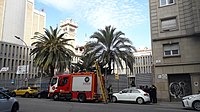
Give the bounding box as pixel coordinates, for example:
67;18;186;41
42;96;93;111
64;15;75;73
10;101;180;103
15;97;195;112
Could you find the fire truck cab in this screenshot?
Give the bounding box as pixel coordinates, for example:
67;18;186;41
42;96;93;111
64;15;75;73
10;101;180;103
48;72;102;102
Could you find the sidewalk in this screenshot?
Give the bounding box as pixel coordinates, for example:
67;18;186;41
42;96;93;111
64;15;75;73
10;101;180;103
153;101;182;107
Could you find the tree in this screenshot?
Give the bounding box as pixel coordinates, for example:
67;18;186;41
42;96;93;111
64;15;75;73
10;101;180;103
84;25;136;75
71;53;97;72
30;26;75;77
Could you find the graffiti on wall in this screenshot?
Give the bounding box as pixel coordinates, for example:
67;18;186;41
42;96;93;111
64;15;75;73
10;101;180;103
169;82;186;98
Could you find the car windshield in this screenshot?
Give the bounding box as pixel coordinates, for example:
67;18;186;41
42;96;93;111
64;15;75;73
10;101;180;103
50;78;57;86
0;87;7;91
0;87;5;90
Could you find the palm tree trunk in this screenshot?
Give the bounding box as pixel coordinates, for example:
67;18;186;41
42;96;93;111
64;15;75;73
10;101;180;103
54;59;58;75
50;65;54;77
108;60;112;75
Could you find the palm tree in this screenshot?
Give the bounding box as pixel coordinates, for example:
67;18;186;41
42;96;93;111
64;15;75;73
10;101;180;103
84;25;136;75
30;26;75;77
71;53;97;72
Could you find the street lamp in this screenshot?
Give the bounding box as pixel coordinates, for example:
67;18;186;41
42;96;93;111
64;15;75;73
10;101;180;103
15;36;28;86
126;56;128;88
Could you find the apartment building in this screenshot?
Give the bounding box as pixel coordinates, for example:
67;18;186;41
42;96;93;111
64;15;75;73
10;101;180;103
0;0;46;87
149;0;200;101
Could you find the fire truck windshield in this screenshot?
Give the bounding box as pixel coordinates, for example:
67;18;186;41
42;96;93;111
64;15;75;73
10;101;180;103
50;78;57;86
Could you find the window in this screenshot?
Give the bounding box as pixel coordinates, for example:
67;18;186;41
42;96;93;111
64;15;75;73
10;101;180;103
69;28;75;32
121;89;129;93
161;17;177;31
163;43;180;56
0;93;6;99
59;77;68;86
50;78;57;86
30;87;38;90
160;0;175;6
131;89;140;93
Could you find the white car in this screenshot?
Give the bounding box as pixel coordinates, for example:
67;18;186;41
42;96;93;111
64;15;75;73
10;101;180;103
0;91;19;112
182;94;200;111
112;87;150;104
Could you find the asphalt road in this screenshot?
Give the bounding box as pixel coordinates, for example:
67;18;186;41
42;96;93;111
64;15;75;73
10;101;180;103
16;97;195;112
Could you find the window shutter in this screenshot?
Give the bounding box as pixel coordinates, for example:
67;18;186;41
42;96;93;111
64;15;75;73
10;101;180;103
161;18;177;31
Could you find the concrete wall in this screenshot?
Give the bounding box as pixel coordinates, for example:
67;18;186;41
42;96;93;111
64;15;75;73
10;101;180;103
135;73;152;87
107;74;128;93
24;0;34;46
2;0;26;44
0;0;5;40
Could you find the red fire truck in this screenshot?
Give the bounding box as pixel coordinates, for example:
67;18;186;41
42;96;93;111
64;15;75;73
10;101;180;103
48;72;103;102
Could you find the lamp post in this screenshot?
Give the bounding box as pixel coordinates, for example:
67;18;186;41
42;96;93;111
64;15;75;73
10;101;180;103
126;56;129;88
15;36;28;86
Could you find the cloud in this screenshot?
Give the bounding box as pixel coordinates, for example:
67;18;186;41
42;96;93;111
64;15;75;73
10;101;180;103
36;0;76;11
36;0;147;30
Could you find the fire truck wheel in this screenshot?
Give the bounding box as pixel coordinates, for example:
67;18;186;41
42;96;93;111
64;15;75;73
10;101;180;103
65;93;72;101
53;94;59;101
78;94;86;102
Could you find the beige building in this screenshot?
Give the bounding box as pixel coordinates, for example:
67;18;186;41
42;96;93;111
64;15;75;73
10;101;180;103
60;19;78;54
150;0;200;101
0;0;46;46
0;0;46;87
24;1;46;46
59;19;81;73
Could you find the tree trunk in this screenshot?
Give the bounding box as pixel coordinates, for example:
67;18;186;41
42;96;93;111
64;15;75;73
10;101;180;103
108;60;112;75
49;65;54;77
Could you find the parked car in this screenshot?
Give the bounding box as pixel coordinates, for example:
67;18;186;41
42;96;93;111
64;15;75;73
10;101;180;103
182;93;200;111
12;87;39;98
112;87;150;104
37;90;49;99
0;91;19;112
0;87;13;97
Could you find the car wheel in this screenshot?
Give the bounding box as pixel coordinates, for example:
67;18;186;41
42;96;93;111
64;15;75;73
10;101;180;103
11;103;18;112
38;94;41;99
24;93;29;98
136;97;144;104
12;92;16;97
193;101;200;111
112;96;117;103
78;94;86;103
53;94;59;101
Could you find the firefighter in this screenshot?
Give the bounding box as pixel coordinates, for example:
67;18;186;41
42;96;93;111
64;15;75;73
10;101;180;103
107;84;113;102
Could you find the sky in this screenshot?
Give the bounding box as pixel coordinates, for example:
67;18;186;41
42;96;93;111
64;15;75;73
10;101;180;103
34;0;151;49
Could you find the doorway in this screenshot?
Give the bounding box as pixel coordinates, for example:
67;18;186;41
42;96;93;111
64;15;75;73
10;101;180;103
168;74;192;101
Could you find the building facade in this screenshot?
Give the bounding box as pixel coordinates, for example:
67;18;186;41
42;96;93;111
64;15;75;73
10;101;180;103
0;0;46;87
106;48;153;92
150;0;200;101
132;48;153;88
60;19;78;54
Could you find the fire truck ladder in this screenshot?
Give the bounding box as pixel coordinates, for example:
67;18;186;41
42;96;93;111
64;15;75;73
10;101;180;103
95;62;108;104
